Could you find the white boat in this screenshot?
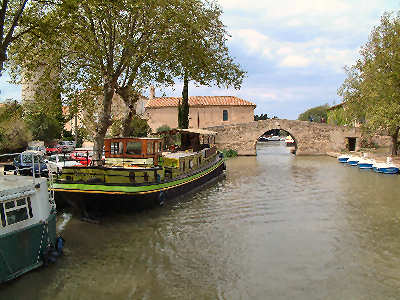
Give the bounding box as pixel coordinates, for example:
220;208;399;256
346;156;360;166
0;154;63;283
267;135;281;141
357;158;374;169
338;154;350;163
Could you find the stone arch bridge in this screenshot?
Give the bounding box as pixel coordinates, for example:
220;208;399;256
207;119;361;155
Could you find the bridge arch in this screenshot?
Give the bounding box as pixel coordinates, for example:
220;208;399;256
257;128;297;153
207;119;361;156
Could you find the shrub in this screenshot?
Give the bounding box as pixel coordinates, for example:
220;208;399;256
222;149;238;158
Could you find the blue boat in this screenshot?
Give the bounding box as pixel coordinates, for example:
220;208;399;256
338;154;350;163
381;165;399;174
347;156;360;166
357;158;374;169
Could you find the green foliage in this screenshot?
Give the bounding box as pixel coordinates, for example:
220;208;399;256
124;116;151;138
254;113;269;121
298;104;329;122
179;76;189;129
327;106;348;126
23;93;64;143
62;130;74;141
338;12;400;155
222;149;238;158
0;100;32;153
156;125;171;133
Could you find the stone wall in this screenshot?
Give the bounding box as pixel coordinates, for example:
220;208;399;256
207;119;362;156
146;105;254;132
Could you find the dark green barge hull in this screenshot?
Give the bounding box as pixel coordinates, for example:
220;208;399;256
0;213;57;283
53;158;225;212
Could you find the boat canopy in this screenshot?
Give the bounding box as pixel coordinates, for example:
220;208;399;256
104;137;163;162
155;128;217;152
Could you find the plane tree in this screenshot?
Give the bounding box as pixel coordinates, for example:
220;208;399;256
338;12;400;155
9;0;212;162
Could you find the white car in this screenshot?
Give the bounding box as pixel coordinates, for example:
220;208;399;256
46;154;80;174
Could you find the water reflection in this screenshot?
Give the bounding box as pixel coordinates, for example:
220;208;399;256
1;142;400;299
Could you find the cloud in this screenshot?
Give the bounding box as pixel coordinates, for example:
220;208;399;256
280;55;310;68
231;29;357;72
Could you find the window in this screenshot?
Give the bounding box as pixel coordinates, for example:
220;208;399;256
147;142;154;154
1;197;33;227
223;110;228;121
126;141;142;155
111;142;123;155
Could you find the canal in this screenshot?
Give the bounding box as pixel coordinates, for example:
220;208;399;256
2;142;400;299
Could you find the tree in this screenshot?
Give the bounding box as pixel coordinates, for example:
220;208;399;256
0;100;31;152
0;0;44;74
163;0;245;129
254;113;268;121
338;12;400;155
11;0;241;163
298;104;329;122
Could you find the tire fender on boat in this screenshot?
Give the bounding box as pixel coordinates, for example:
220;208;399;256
157;191;166;206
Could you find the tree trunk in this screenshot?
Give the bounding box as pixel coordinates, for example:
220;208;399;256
391;126;399;156
116;86;140;137
181;73;189;129
92;81;114;165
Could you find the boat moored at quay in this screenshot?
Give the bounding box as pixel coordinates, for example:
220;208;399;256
52;129;225;213
0;157;61;284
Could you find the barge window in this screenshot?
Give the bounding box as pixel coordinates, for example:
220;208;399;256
147;142;154;154
111;142;123;155
3;197;33;226
126;141;142;155
0;203;5;227
5;201;15;209
7;208;28;226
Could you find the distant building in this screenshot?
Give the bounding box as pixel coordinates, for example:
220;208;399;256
145;96;256;132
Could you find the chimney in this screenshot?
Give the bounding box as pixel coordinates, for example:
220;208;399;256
149;86;155;100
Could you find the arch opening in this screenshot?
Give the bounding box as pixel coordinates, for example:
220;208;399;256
257;129;297;154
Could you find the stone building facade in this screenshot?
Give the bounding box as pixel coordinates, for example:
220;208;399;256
145;96;256;132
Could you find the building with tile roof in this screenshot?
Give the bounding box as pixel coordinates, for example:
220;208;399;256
145;96;256;131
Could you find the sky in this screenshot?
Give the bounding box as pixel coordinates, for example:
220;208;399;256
0;0;399;119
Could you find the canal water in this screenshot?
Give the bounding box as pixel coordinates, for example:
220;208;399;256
2;142;400;299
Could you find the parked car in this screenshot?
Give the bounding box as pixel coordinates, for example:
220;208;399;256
46;154;80;173
70;149;93;166
13;151;49;177
57;141;76;153
26;145;46;156
46;145;62;155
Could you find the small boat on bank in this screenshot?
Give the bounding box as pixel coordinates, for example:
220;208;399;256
52;129;225;214
373;162;399;174
0;163;60;283
338;154;350;163
346;156;360;166
357;158;374;169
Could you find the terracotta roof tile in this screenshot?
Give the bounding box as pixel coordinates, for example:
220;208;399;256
146;96;256;108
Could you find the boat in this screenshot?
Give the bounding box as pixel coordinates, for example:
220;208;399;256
52;129;226;213
372;157;399;174
380;164;399;174
346;156;360;166
338;154;350;163
357;158;374;169
285;135;295;146
267;135;281;141
372;162;385;173
0;156;61;283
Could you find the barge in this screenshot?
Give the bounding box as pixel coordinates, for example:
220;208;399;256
52;129;225;213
